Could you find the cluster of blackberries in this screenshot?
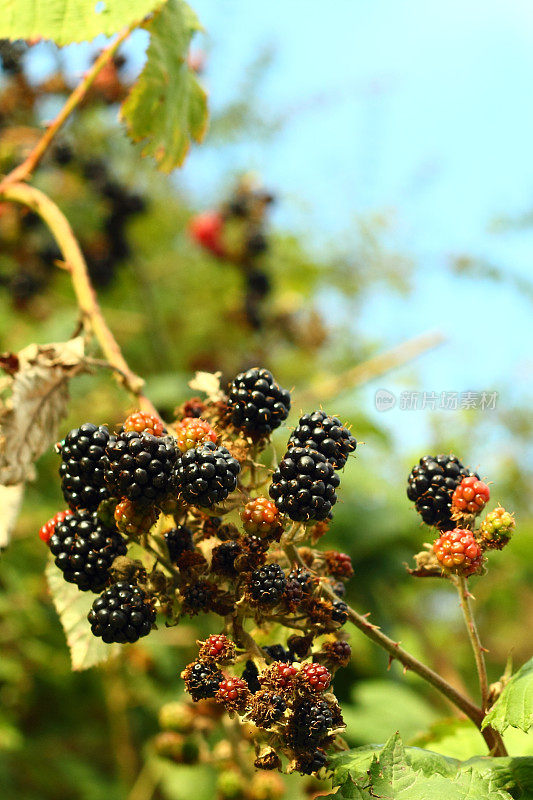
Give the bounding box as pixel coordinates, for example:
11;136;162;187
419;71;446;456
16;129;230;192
407;454;479;530
227;368;291;437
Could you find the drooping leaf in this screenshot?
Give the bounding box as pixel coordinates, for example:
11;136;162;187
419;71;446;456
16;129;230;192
330;743;459;784
462;756;533;798
0;483;24;549
0;0;165;46
0;338;86;486
46;557;121;670
483;658;533;734
121;0;208;172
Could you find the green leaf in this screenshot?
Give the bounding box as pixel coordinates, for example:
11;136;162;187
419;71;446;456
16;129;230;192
483;658;533;734
331;734;513;800
330;744;459;784
0;0;164;46
462;756;533;798
121;0;208;172
46;556;120;670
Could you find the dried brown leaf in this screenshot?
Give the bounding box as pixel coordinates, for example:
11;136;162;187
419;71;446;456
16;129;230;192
188;370;225;402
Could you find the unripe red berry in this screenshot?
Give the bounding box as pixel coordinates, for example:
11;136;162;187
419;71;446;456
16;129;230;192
188;211;225;257
174;416;217;452
123;411;166;437
39;510;73;544
199;634;235;663
300;663;331;692
216;676;250;713
433;528;484;576
452;476;490;515
241;497;281;538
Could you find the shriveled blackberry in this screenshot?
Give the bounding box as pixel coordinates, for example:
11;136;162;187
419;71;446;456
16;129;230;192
269;447;340;522
211;541;241;575
164;526;194;563
283;578;304;610
182;580;216;615
249;689;287;728
288;411;357;470
182;661;223;701
407;454;479;530
242;660;261;693
227;368;291;436
58;423;110;510
88;581;155;643
250;563;286;606
288;699;334;746
49;510;126;592
174;442;240;507
104;431;178;503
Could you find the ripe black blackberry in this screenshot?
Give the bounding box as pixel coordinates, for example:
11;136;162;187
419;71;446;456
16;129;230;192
49;510;126;592
407;454;479;530
331;600;349;624
294;749;327;775
288;700;334;746
174;442;240;507
288;411;357;470
182;580;215;615
250;563;287;606
263;644;291;663
182;661;223;701
242;660;261;693
164;526;194;563
104;431;178;503
58;423;110;510
269;447;340;522
227;368;291;437
287;567;316;595
88;581;155;643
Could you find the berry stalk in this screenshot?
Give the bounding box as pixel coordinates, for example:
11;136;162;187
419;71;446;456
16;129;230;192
455;575;489;710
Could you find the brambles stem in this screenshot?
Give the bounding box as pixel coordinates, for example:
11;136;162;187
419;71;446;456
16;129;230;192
456;576;489;708
0;181;158;416
0;24;135;190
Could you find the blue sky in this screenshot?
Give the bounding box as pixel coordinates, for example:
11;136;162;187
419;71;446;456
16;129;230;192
176;0;533;449
32;1;533;450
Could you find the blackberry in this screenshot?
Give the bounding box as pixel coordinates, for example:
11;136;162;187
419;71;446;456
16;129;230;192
164;526;194;563
246;269;271;298
211;541;241;576
246;230;268;256
88;581;155;643
182;661;223;701
269;447;340;522
49;510;126;592
175;442;240;507
407;454;479;530
294;749;327;775
104;431;178;503
182;580;215;615
263;644;291;663
330;580;346;599
250;563;286;606
288;411;357;470
242;660;261;693
249;690;287;728
58;423;110;510
331;600;349;624
227;368;291;437
287;567;316;595
289;700;334;745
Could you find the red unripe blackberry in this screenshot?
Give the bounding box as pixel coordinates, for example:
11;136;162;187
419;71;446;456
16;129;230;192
164;526;194;563
188;211;225;257
241;496;281;537
269;447;340;522
174;416;217;452
216;677;250;712
182;660;224;701
39;510;72;544
104;431;178;503
49;510;127;591
199;634;235;663
122;411;166;437
57;423;110;510
175;442;240;507
324;550;354;579
407;454;479;530
300;663;331;692
433;529;484;576
260;662;298;693
452;476;490;515
227;368;291;437
288;410;357;470
88;581;155;643
249;563;286;606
